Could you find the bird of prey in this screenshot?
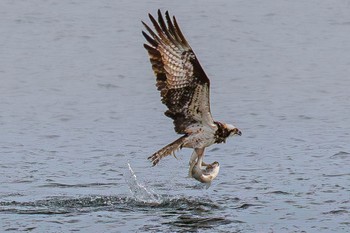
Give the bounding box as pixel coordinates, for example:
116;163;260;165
142;10;241;183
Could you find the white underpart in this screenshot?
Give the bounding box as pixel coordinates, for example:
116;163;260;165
185;124;217;148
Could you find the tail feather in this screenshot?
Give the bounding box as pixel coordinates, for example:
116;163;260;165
148;135;187;166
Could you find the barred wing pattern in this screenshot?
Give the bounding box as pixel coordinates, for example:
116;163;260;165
142;10;216;134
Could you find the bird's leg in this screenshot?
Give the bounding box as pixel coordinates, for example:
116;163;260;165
196;153;204;169
188;148;204;177
196;148;205;169
188;150;198;177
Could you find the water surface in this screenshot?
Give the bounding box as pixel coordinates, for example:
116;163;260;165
1;0;349;232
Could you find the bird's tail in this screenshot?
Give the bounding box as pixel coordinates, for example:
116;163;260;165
148;135;187;166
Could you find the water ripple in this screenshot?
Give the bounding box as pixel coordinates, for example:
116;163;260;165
37;182;118;188
0;195;221;215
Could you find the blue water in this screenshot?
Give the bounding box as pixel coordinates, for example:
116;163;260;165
1;0;349;232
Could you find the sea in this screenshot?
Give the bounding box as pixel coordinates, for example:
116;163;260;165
1;0;349;232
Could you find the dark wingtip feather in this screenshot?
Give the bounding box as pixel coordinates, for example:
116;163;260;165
157;9;162;20
148;12;156;25
142;31;158;47
142;20;161;43
141;20;147;27
143;43;152;50
172;15;188;46
165;11;178;39
143;43;153;51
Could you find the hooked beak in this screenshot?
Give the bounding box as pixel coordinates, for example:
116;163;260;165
233;128;242;136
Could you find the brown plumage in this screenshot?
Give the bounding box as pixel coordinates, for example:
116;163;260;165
142;10;241;183
142;10;212;134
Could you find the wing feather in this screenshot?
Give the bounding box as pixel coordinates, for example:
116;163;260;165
143;10;216;134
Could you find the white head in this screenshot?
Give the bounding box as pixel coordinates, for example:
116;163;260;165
224;123;242;137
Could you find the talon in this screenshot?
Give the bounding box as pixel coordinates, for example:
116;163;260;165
188;160;196;177
172;152;178;159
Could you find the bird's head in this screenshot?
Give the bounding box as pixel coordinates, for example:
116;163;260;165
224;123;242;137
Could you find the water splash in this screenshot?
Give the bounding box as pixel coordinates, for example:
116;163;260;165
124;162;162;204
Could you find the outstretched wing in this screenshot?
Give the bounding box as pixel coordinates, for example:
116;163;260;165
142;10;216;134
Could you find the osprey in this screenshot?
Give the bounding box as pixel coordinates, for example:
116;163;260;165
142;10;241;183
